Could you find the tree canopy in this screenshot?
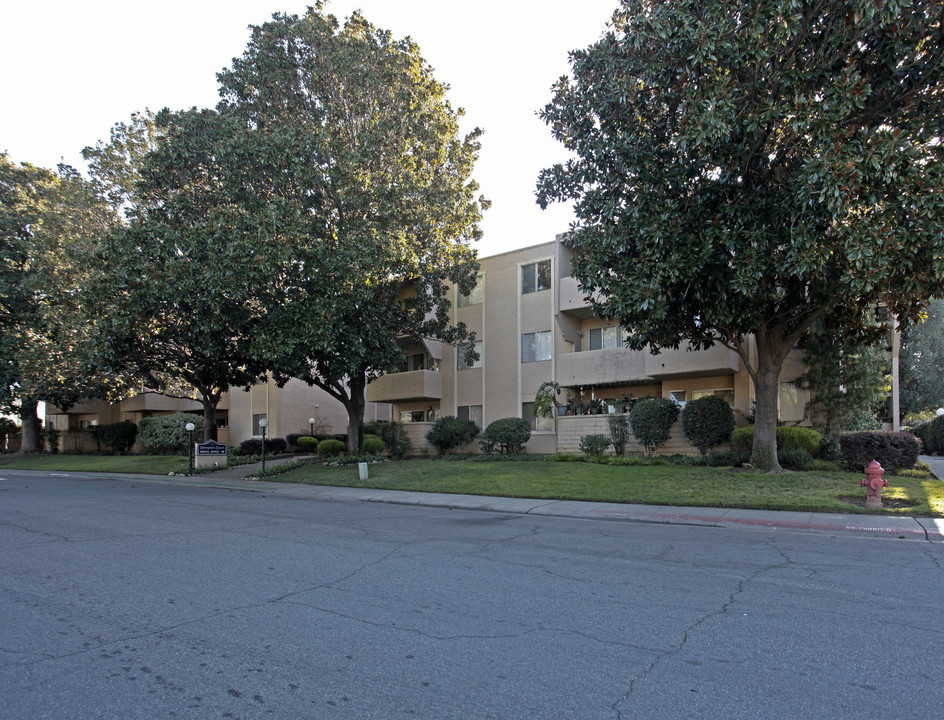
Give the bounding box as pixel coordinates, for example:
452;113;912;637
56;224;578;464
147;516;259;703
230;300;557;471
0;154;122;451
215;7;488;453
537;0;944;470
90;108;272;441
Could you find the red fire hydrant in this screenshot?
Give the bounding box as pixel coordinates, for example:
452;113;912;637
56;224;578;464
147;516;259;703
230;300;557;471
861;460;888;509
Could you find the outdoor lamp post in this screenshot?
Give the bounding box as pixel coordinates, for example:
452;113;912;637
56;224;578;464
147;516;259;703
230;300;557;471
185;422;195;475
259;418;269;473
308;417;315;436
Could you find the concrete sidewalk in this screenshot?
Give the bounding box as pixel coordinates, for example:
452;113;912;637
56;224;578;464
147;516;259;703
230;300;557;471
155;456;944;543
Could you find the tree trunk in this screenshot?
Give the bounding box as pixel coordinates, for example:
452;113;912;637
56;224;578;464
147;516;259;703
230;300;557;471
19;399;42;454
751;333;786;473
343;373;367;456
200;392;220;442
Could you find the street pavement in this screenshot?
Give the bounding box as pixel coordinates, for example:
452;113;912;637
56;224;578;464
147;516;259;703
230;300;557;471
1;469;942;719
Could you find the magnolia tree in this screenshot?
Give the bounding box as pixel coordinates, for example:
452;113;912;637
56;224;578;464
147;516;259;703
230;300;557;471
216;7;487;454
0;155;123;452
537;0;944;471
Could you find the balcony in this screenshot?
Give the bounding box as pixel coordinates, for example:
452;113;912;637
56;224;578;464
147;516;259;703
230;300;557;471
366;370;443;403
558;276;595;317
644;343;740;379
557;347;650;387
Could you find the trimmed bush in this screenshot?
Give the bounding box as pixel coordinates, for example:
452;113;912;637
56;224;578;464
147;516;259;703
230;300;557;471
480;417;532;455
426;416;479;455
912;415;944;455
629;397;680;455
317;438;346;457
681;395;736;455
839;431;921;473
236;437;286;456
778;447;812;470
297;436;319;452
608;413;631;456
286;433;303;450
732;425;823;459
97;420;138;454
365;421;411;459
138;414;204;454
360;434;386;454
579;434;611;457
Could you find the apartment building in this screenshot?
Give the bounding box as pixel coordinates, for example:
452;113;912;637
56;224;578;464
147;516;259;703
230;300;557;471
366;235;900;455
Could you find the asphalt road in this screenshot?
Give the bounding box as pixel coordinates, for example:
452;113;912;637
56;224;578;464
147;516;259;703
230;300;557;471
1;471;942;720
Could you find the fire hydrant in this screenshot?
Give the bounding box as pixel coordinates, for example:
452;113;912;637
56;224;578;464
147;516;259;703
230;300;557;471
861;460;888;509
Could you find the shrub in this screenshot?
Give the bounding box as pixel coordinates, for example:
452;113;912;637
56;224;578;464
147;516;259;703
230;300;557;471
236;437;286;456
480;417;532;455
681;395;736;455
297;436;319;452
732;425;823;459
360;434;386;454
707;449;749;467
365;420;411;459
839;431;922;473
778;447;812;470
579;434;611;457
912;415;944;455
426;416;479;455
96;420;138;455
607;413;631;455
138;414;204;454
286;433;303;450
317;438;346;457
629;397;680;455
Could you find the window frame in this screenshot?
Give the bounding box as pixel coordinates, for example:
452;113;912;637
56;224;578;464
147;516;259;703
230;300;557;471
521;260;552;294
521;330;553;363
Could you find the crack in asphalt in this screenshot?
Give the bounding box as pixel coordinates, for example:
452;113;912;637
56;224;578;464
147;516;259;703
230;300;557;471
610;550;794;719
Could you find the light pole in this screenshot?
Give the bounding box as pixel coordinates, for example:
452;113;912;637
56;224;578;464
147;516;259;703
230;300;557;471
259;418;268;474
308;417;316;437
185;422;195;475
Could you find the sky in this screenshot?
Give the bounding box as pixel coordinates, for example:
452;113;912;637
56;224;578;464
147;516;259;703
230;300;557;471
1;1;619;258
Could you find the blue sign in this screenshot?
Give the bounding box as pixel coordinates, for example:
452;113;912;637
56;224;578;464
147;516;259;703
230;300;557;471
197;440;228;456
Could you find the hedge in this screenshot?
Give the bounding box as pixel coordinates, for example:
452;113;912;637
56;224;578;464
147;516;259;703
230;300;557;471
912;416;944;455
732;425;823;458
138;414;204;454
838;431;921;473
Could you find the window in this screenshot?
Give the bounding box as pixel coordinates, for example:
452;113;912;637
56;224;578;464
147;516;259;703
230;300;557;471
399;410;426;423
458;340;483;370
779;383;810;423
691;389;734;405
670;390;687;406
521;331;552;363
521;260;552;294
458;275;484;307
457;404;483;429
252;413;268;435
588;325;622;351
522;402;554;431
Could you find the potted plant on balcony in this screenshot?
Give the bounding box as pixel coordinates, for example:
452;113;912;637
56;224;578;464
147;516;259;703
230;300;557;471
533;380;563;419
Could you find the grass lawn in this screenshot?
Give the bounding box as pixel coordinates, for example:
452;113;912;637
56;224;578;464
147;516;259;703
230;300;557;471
0;454;189;475
269;458;944;517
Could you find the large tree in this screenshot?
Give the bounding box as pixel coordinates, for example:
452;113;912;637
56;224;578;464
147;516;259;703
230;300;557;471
0;154;121;452
91;108;271;441
216;7;487;454
537;0;944;471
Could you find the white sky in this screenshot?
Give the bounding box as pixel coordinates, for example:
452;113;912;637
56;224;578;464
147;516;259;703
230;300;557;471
1;1;617;258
